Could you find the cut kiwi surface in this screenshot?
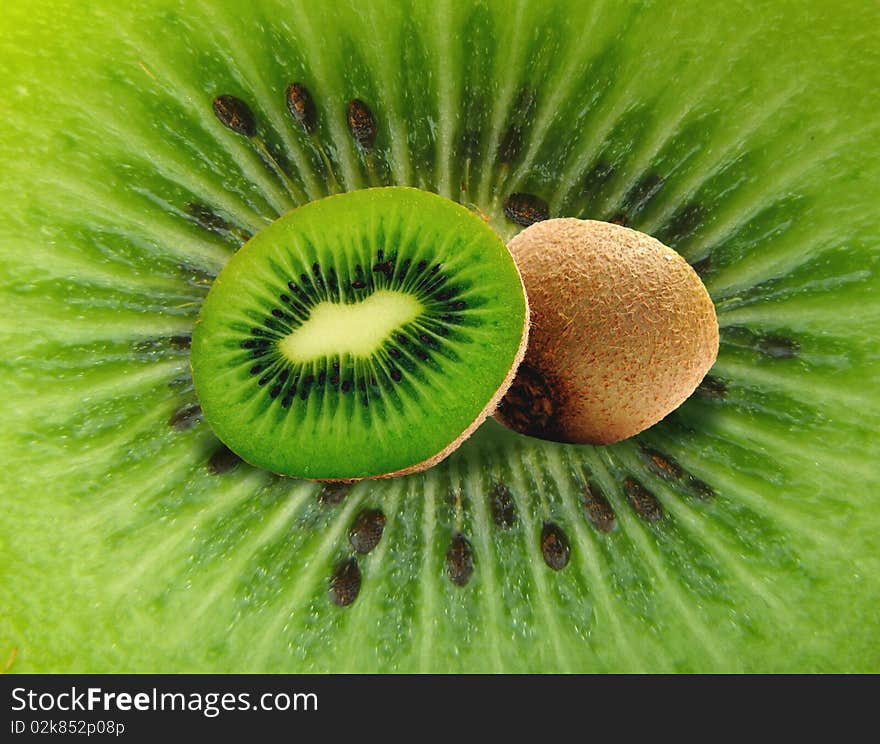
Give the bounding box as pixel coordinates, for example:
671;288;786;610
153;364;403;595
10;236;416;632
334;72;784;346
191;187;528;480
0;0;878;672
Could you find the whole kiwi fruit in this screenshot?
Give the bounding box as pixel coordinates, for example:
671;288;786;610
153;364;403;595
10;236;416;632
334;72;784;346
496;218;718;445
0;0;877;673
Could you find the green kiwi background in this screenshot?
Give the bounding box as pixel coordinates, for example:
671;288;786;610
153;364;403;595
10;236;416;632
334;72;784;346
1;0;878;672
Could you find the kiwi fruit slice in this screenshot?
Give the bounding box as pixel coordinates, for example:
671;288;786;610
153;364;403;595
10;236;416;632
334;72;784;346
497;218;718;445
191;187;528;480
1;0;878;673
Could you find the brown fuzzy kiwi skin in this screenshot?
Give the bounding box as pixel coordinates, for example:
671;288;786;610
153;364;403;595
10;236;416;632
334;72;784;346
495;218;719;445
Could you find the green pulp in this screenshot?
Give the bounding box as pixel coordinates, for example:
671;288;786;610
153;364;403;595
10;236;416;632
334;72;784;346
0;0;878;672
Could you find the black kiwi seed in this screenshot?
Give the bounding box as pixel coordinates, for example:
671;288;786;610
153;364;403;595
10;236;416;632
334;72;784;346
540;522;571;571
207;444;243;475
183;203;251;244
329;557;362;607
582;479;616;533
312;270;325;293
445;533;475;587
621;172;665;215
167;374;193;392
503;192;550;226
348;509;387;554
496;363;559;441
497;86;537;165
490;482;517;529
724;327;800;360
249;335;276;349
168;403;202;431
318;482;351;507
690;255;712;278
638;446;684;482
695;375;727;400
659;201;704;246
178;261;217;284
185;202;234;235
372;260;394;279
758;334;800;360
687;476;716;501
623;478;664;523
212;94;256;137
347;99;377;150
285;82;317;134
637;446;715;500
497;129;522;165
133;334;192;354
582;159;615;194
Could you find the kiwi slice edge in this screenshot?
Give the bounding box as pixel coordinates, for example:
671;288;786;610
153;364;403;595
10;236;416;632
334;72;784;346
0;0;878;673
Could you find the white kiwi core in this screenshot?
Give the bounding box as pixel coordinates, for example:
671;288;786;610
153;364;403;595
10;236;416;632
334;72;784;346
279;290;423;362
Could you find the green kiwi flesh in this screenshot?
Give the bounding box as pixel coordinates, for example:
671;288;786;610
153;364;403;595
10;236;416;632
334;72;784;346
191;187;528;480
0;0;878;673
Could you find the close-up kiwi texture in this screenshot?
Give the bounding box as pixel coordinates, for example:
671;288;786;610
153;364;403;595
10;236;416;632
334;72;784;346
1;0;878;673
